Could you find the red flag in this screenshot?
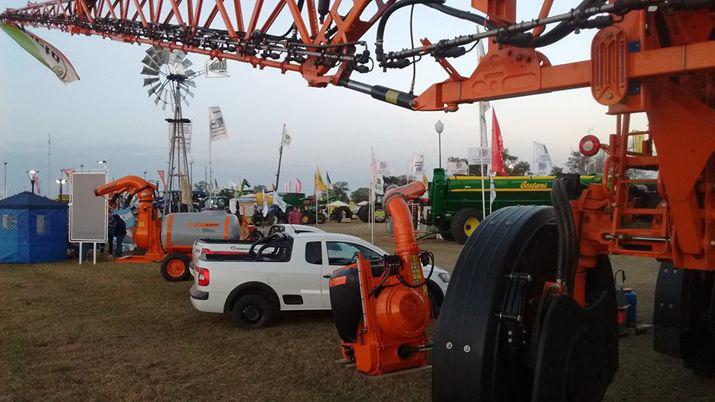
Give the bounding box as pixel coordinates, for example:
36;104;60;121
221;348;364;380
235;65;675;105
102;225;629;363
491;109;507;176
295;179;302;193
157;170;166;191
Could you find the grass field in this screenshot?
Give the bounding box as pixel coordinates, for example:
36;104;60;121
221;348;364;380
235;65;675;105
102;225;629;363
1;221;714;400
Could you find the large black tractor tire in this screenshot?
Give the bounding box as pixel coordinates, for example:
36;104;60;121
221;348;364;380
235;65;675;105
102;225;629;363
160;252;192;282
440;229;455;242
231;293;275;329
654;262;715;375
357;205;370;222
331;206;353;222
449;208;481;244
432;205;618;401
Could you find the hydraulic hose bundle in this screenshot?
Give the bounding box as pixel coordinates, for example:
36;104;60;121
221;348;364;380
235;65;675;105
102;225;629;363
329;181;433;375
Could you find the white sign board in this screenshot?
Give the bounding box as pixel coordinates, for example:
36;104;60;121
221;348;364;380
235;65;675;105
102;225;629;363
69;171;107;242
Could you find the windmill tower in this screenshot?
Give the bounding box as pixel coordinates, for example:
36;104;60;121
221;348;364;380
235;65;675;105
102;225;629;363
141;46;200;214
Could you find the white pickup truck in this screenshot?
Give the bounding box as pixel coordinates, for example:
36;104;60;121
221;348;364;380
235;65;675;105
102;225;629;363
189;230;451;329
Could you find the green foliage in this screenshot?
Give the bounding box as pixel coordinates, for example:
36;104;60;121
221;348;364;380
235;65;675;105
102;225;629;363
351;187;370;203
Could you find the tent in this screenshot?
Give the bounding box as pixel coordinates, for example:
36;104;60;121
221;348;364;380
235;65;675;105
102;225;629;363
0;192;68;263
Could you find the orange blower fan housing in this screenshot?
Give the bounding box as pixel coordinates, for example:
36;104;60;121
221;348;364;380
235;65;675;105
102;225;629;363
329;182;433;376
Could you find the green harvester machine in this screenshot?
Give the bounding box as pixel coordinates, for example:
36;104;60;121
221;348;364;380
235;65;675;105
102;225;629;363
427;168;600;243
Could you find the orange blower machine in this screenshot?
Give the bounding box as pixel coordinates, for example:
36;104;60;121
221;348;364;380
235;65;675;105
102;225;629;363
329;181;433;376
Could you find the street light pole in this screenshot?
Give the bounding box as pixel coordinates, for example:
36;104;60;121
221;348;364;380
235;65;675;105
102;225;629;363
26;170;38;194
56;179;66;199
3;162;7;198
435;120;445;169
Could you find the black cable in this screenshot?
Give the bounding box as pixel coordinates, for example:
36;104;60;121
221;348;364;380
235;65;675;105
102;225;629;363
375;0;446;63
396;251;435;288
408;4;416;94
278;0;305;38
425;3;497;29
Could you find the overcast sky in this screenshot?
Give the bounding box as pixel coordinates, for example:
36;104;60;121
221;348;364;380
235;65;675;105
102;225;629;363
0;1;647;197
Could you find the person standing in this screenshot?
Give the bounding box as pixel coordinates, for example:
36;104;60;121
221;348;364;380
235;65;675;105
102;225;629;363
107;214;116;256
112;214;127;258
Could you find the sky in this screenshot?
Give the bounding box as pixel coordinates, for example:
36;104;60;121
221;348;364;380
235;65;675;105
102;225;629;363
0;0;648;197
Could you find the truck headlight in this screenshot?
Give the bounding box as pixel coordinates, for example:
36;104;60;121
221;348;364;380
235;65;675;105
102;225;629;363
438;272;451;283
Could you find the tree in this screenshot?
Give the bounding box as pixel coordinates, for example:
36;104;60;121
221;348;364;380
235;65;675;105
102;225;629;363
550;166;564;176
383;175;409;187
193;181;209;192
351;187;370;203
253;184;267;192
565;151;590;174
329;181;350;203
502;148;530;175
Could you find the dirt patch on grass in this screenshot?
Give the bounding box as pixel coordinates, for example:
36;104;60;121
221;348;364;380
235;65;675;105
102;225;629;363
0;221;713;400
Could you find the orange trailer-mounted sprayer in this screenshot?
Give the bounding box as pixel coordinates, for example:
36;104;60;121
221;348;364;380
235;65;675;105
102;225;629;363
329;181;433;375
95;175;240;281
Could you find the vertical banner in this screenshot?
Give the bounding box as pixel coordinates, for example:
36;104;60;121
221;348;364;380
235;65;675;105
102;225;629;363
169;121;192;153
157;170;166;191
209;106;228;141
532;142;554;176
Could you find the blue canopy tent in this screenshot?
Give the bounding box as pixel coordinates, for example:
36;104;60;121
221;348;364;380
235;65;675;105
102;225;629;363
0;192;68;263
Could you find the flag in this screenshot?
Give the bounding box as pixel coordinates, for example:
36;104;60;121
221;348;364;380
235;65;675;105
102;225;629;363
422;173;429;189
281;125;291;146
412;154;425;177
1;23;80;84
214;178;219;190
314;168;328;193
532;142;553;176
157;170;166;191
326;171;332;186
491;109;507;176
284;182;290;192
62;168;75;184
209;106;228;141
261;190;269;217
295;179;302;193
272;191;287;212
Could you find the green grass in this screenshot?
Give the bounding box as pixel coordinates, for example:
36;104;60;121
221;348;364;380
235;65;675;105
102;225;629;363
0;222;713;400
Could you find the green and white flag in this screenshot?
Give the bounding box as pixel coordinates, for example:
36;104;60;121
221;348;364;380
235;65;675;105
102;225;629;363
1;23;79;84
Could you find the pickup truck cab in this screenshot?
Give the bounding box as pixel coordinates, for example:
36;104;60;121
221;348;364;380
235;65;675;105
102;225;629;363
189;231;450;329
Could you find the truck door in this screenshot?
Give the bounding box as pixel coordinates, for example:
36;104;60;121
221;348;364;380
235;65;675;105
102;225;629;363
302;240;327;308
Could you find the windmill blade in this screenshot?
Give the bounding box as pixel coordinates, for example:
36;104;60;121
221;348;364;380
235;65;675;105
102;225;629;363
143;77;160;87
154;95;161;106
142;55;160;70
182;58;193;69
158;49;170;64
141;65;159;76
183;79;196;88
185;69;196;77
147;83;161;97
181;87;194;98
182;95;190;106
162;99;168;111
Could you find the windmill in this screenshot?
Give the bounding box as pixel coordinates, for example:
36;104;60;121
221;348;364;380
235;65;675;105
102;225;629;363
141;46;201;214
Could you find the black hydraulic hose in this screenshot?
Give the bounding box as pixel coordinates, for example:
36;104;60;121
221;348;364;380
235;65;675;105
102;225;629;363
425;3;498;29
278;0;305;38
505;0;605;48
396;251;435;288
375;0;445;63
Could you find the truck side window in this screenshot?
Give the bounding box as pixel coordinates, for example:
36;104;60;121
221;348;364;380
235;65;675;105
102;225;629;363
326;241;382;266
305;241;322;265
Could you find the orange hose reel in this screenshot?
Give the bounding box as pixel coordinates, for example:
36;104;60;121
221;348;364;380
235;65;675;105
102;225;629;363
329;181;432;376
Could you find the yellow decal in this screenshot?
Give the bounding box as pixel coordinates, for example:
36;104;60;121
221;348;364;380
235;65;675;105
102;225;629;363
520;181;548;190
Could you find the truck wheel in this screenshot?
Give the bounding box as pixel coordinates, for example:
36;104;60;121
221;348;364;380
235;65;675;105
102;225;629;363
160;253;191;282
374;207;387;223
450;208;481;244
317;212;327;224
427;279;445;319
232;293;275;329
440;230;455;242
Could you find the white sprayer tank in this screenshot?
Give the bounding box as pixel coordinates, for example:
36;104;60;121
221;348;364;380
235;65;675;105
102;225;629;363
161;211;240;250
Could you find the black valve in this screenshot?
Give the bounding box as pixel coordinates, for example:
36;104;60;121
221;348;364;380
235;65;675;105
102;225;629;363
432;46;466;59
318;0;330;23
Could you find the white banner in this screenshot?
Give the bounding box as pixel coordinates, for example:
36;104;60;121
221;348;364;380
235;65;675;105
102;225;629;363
468;147;491;165
532;142;553;176
282;125;292;146
209;106;228;141
447;159;469;176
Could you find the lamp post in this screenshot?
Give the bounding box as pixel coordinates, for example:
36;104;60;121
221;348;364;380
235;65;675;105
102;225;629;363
435;120;445;169
56;178;67;199
3;162;7;198
26;170;38;194
97;160;108;171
